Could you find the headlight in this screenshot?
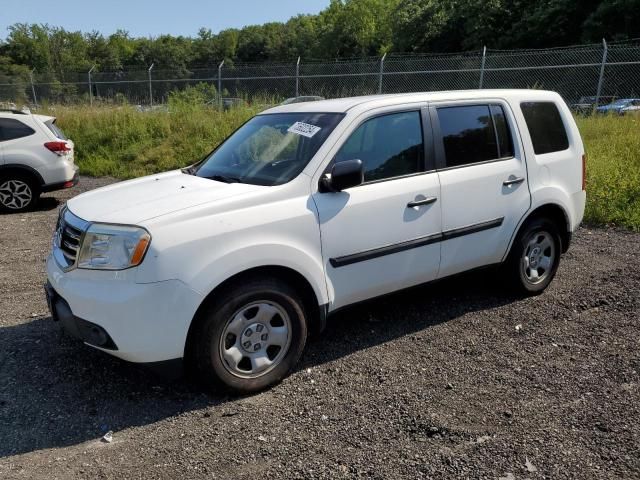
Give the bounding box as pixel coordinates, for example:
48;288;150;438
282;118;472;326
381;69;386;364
77;224;151;270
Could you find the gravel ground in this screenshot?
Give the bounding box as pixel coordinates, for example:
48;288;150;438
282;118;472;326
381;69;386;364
0;177;639;479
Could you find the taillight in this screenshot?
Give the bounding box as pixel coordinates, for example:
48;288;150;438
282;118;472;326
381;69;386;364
44;141;71;156
582;153;587;191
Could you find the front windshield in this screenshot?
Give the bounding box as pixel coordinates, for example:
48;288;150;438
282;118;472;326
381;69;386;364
195;112;344;186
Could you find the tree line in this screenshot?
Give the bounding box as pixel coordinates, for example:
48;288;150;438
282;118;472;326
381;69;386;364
1;0;638;81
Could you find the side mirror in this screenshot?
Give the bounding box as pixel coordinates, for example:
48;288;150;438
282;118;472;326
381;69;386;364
319;159;364;192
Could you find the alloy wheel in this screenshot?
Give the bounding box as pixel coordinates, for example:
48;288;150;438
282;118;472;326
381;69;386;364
0;180;33;210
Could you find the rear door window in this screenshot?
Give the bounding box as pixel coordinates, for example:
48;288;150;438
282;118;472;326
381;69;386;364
0;118;36;141
436;104;514;168
520;102;569;154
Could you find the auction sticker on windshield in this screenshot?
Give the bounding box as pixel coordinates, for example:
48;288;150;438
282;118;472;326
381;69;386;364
287;122;322;138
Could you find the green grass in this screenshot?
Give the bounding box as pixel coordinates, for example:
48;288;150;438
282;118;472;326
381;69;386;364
48;103;262;178
576;114;640;230
49;105;640;231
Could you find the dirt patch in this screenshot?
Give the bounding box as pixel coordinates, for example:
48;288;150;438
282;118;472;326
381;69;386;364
1;177;639;479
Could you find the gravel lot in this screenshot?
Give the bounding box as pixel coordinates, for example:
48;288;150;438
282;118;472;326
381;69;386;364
0;177;639;479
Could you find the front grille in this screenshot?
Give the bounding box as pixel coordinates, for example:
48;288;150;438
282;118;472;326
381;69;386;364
59;221;82;263
53;207;89;271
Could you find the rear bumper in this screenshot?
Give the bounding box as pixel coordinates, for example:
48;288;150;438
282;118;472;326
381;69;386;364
42;166;79;193
570;190;586;232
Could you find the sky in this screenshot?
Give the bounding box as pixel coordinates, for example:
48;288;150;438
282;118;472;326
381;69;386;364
0;0;331;39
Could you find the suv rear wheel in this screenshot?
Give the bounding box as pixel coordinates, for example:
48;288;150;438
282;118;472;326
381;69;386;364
0;173;39;213
506;217;562;295
193;277;308;393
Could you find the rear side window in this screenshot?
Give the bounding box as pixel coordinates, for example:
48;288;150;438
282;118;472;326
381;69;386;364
520;102;569;154
436;104;513;168
335;111;424;182
45;120;67;140
0;118;35;141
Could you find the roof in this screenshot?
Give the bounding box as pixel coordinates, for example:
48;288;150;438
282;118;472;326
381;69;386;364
0;109;29;115
262;89;563;115
0;110;54;123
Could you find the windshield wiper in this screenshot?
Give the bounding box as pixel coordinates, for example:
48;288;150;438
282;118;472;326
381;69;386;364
182;165;197;175
207;174;242;184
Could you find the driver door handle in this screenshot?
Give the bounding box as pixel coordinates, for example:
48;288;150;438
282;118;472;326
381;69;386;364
503;177;525;186
407;196;438;208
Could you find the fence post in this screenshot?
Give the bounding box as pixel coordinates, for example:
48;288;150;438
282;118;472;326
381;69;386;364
147;63;154;106
595;39;608;108
218;60;225;108
87;66;95;106
296;57;301;97
29;69;38;107
479;46;487;89
378;53;387;94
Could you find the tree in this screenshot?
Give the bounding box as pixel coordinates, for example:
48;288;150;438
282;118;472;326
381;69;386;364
582;0;640;41
0;0;638;77
316;0;399;57
5;24;53;71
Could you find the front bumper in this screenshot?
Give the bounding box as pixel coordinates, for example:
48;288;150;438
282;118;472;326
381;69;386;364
45;281;117;349
46;254;204;363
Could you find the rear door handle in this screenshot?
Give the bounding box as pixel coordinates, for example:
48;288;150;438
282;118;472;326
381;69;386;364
503;177;525;186
407;196;438;208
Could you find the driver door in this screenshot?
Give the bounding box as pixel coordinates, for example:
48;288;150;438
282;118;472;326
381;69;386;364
312;107;442;310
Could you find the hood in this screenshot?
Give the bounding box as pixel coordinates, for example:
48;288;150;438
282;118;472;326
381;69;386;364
67;170;265;224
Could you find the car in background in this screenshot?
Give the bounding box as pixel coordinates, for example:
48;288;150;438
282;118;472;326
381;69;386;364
281;96;325;105
0;109;78;212
571;95;617;114
202;97;245;111
595;98;640;115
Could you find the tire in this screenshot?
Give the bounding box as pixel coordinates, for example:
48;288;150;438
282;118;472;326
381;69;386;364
505;217;562;295
193;276;308;393
0;173;39;213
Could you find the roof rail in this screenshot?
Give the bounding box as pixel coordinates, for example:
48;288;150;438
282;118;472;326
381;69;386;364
0;109;29;115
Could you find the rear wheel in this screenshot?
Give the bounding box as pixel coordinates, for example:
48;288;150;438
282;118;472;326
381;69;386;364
0;174;39;212
193;277;308;393
506;217;562;295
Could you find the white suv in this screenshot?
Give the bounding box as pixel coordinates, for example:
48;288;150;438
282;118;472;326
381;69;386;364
0;109;78;212
45;90;586;392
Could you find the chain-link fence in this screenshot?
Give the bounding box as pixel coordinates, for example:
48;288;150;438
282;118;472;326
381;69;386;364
1;38;639;108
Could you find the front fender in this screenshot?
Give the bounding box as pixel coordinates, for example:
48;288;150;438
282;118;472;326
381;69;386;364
188;243;329;306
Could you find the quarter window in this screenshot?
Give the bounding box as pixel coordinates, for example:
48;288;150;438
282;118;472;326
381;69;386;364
45;120;68;140
335;111;424;182
0;118;35;141
520;102;569;154
491;105;514;158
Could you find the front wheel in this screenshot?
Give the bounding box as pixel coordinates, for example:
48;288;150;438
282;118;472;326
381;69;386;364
193;277;308;393
506;217;562;295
